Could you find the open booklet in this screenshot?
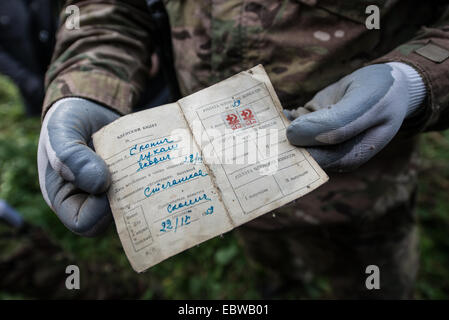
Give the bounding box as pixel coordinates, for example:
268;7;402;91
92;65;328;272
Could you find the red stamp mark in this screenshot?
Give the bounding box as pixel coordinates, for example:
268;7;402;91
224;112;242;130
240;108;257;126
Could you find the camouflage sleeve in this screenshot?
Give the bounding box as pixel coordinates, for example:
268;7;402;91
371;5;449;133
43;0;153;119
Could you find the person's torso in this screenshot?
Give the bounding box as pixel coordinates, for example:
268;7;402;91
164;0;438;108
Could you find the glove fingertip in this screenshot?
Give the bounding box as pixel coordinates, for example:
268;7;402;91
76;194;112;237
55;190;112;237
286;119;315;146
75;156;112;194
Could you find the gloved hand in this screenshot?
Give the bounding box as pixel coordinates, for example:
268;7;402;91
285;62;426;172
37;98;120;236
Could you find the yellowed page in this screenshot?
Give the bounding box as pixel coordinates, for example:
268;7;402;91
178;65;329;226
92;103;233;272
93;65;328;272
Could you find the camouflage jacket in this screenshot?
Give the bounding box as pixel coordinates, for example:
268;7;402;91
44;0;449;133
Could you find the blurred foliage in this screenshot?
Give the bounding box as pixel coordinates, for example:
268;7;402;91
0;75;448;299
414;130;449;299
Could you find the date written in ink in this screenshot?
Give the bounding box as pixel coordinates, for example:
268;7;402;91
160;213;191;233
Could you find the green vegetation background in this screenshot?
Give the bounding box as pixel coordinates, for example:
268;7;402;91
0;75;448;299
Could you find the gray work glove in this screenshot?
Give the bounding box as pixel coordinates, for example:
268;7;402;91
37;98;119;236
285;62;426;172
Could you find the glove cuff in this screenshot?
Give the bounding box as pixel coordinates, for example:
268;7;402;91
386;62;426;118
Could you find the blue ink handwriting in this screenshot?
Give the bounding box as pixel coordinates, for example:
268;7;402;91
184;152;202;164
139;143;178;163
204;206;214;215
129;137;174;156
137;154;171;172
160;214;191;233
167;193;211;214
144;169;209;198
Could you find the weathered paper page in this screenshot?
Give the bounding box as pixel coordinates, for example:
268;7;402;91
93;103;234;272
179;65;328;226
93;65;328;272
